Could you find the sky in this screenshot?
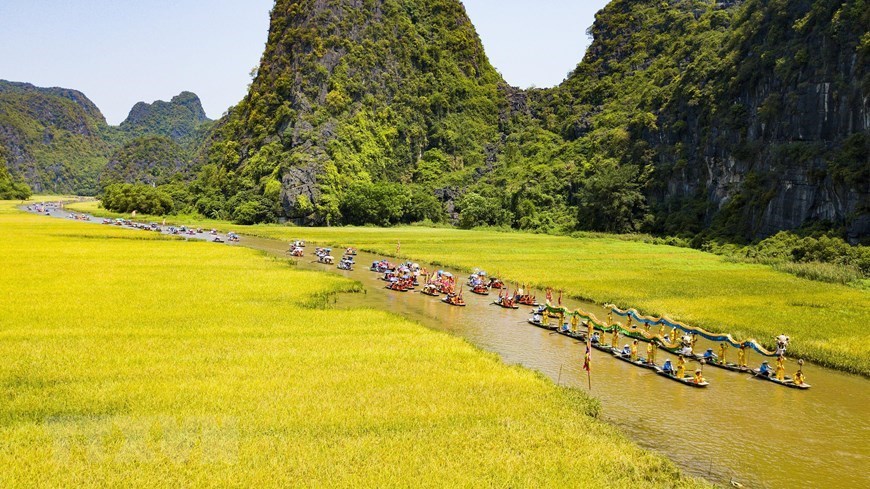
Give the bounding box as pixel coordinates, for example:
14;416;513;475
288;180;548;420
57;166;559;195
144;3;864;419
0;0;609;125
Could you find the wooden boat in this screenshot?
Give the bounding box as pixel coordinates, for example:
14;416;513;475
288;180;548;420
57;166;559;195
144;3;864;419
385;282;409;292
556;327;586;342
750;369;811;389
470;285;489;296
654;367;709;387
420;286;440;297
517;295;537;306
488;278;504;289
612;351;658;371
703;359;750;373
492;299;519;310
527;318;557;331
442;295;466;307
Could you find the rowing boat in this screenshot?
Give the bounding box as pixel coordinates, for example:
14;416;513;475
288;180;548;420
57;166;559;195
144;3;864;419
492;300;519;309
654;367;709;387
704;359;750;373
612;351;658;371
527;318;557;331
470;286;489;296
442;297;466;307
750;369;811;389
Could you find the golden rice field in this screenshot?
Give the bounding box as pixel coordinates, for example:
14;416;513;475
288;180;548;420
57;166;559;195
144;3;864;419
0;201;704;487
64;200;870;375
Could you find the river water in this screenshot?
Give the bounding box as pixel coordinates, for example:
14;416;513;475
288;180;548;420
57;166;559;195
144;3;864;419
33;207;870;488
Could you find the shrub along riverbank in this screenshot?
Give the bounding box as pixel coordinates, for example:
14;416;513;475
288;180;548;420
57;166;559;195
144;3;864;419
0;200;705;487
64;200;870;376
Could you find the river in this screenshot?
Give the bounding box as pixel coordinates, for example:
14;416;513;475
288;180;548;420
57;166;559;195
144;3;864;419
32;206;870;488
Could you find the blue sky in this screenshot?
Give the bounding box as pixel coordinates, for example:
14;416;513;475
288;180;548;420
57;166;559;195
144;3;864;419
0;0;608;124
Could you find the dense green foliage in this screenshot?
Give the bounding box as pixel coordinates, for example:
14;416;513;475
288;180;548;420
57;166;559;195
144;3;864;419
119;91;212;149
0;81;113;195
191;0;866;245
102;183;174;215
200;0;503;225
0;82;208;195
100;135;190;188
0;166;31;200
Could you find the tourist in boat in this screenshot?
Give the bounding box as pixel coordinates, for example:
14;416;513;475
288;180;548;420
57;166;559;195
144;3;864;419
758;360;771;376
621;344;631;356
532;312;543;323
693;369;705;384
590;332;601;345
662;359;674;374
702;348;716;361
630;340;638;361
676;356;686;378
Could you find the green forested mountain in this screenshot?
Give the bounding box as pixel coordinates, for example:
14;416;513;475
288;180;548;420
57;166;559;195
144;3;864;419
119;91;212;149
192;0;867;241
525;0;869;242
198;0;505;224
100;135;189;188
0;83;209;194
0;80;113;195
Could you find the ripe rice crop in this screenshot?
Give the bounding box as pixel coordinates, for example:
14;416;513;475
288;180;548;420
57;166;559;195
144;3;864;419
0;201;704;487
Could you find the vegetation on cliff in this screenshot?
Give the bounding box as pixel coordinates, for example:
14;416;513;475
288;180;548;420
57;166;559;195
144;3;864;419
186;0;866;246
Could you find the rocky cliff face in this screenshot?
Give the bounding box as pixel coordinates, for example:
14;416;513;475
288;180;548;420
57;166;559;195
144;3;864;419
545;0;867;241
655;0;869;241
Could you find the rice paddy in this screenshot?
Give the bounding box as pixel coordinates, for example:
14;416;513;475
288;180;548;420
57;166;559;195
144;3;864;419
253;226;870;375
0;201;705;487
63;200;870;375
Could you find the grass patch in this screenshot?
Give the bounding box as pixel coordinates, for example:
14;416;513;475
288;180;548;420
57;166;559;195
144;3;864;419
0;201;705;487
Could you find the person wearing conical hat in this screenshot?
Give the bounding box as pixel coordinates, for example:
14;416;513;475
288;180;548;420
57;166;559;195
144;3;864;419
794;359;807;385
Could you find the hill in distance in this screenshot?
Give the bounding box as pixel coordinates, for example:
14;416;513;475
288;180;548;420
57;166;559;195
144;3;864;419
0;81;210;195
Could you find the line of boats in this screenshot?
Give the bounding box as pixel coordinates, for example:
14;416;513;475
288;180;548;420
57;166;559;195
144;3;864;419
350;254;811;390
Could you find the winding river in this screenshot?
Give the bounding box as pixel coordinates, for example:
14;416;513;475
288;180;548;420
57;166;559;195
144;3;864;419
33;206;870;488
